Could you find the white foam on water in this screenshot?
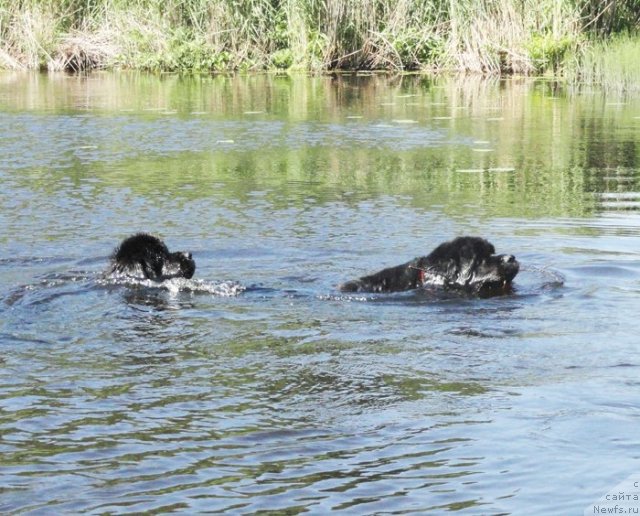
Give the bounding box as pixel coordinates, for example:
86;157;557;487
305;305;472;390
102;274;246;297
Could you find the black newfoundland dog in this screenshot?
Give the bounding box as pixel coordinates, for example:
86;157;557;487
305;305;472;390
110;233;196;280
339;236;519;294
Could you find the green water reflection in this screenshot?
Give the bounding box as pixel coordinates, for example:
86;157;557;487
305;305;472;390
2;71;639;219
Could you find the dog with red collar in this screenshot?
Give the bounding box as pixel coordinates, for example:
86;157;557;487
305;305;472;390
339;236;519;294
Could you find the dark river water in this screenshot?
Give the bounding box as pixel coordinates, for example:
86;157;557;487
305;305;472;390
1;72;640;514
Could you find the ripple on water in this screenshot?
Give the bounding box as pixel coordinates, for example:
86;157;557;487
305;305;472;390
0;395;506;514
3;74;640;514
0;116;458;171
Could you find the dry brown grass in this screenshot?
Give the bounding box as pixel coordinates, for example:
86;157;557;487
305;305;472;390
50;30;119;72
0;6;58;69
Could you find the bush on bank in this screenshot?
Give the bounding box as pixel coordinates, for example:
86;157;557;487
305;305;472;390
0;0;638;89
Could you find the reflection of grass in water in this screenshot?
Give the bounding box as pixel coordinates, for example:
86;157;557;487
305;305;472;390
15;146;596;219
6;74;639;219
382;375;489;399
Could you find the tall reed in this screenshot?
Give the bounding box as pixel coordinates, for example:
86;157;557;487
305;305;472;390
0;0;636;91
568;34;640;93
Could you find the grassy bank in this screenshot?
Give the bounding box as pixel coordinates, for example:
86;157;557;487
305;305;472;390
567;33;640;92
0;0;638;88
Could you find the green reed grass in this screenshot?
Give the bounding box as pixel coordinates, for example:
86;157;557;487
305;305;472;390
568;34;640;92
0;0;637;91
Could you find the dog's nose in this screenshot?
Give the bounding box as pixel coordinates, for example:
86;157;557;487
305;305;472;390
502;254;516;263
183;252;192;260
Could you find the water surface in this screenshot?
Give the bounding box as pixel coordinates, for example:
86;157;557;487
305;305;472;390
1;72;640;514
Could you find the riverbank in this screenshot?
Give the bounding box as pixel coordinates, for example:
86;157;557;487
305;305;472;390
0;0;638;90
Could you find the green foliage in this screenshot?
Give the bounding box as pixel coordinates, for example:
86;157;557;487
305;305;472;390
526;34;575;74
392;29;444;70
271;48;293;69
0;0;637;83
270;8;290;50
305;30;329;68
165;30;227;72
118;27;231;72
570;33;640;92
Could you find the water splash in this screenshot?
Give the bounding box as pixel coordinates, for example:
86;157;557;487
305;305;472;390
100;274;246;297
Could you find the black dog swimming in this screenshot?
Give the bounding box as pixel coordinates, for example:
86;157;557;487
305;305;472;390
110;233;196;280
339;236;519;294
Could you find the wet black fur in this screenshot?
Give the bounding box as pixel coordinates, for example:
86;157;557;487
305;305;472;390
110;233;195;280
339;236;519;294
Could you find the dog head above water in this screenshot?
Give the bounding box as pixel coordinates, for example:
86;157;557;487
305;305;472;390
418;236;519;292
339;236;519;294
110;233;196;280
